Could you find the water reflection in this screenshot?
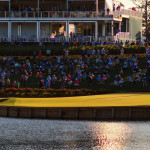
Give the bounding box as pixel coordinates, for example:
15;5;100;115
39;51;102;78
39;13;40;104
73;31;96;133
91;123;131;150
0;118;149;150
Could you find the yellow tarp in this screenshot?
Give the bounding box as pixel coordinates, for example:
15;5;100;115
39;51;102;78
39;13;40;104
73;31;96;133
0;94;150;107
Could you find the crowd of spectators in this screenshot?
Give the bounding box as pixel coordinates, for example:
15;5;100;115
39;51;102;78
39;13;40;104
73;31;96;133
61;40;145;47
0;45;149;89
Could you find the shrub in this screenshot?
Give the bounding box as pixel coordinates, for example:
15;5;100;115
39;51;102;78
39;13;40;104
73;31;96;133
0;43;146;56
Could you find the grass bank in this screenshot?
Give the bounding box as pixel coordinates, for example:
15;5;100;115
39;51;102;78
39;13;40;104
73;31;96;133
0;93;150;107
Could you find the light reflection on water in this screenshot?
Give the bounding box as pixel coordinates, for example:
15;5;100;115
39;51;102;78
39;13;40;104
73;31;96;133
0;118;150;150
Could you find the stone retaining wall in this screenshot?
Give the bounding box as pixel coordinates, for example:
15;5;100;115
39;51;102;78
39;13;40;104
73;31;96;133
0;106;149;121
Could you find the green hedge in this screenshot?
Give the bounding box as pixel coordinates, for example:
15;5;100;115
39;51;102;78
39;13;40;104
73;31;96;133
0;43;146;56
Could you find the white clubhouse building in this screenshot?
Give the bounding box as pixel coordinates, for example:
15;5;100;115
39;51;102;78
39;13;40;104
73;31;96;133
0;0;142;42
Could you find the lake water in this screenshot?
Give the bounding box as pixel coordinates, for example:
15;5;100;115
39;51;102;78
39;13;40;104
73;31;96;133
0;118;150;150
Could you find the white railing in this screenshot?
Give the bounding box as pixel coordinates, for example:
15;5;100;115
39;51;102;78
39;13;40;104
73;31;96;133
0;36;115;43
0;37;9;42
0;11;113;18
113;9;142;18
0;10;142;19
115;32;130;40
40;36;66;42
11;36;37;42
0;36;37;42
98;36;113;41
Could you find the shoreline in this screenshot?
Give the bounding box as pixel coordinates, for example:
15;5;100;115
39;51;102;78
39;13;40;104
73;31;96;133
0;106;150;121
0;94;150;121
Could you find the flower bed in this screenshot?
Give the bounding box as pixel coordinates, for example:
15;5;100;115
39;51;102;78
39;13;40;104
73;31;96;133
1;88;113;97
1;87;150;97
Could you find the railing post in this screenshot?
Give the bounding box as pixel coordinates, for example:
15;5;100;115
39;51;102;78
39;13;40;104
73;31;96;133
119;21;121;32
102;23;106;36
38;0;39;17
111;21;114;36
8;21;11;42
66;0;68;11
70;12;71;18
95;21;98;41
66;21;69;42
96;0;98;14
37;21;40;42
9;0;11;13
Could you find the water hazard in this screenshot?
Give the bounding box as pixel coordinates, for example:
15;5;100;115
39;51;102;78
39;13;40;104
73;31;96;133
0;118;149;150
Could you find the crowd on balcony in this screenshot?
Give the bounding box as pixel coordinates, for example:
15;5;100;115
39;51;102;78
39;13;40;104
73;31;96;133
60;40;145;47
68;4;96;11
113;4;121;11
0;3;106;13
0;4;97;12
